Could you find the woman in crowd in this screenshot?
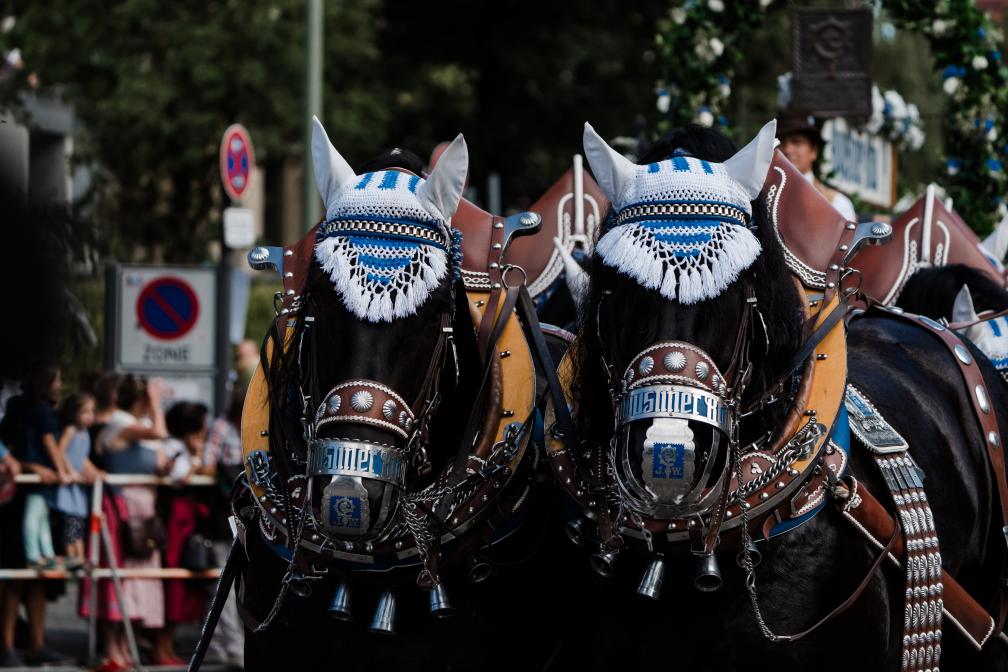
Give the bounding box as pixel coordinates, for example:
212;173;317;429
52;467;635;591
84;375;169;672
0;368;74;667
161;401;211;665
88;372;121;471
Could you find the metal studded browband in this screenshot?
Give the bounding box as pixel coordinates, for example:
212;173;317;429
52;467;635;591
307;439;408;488
613;201;749;228
317;217;449;250
617;384;731;434
315;380;416;441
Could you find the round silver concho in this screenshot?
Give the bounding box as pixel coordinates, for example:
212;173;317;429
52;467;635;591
327;395;342;414
382;399;398;421
351;390;375;413
694;361;710;381
623;368;635;387
399;411;413;433
638;356;655;376
664;351;687;372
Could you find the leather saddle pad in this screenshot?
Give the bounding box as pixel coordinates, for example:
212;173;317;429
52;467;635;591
848;188;1002;304
453;169;608;295
762;149;850;290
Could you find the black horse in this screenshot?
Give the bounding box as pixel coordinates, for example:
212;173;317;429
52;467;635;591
899;264;1008;318
234;134;567;671
550;125;1008;671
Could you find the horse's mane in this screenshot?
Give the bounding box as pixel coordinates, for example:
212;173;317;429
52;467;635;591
897;263;1008;317
572;125;803;447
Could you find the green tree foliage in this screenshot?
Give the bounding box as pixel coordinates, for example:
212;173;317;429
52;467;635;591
1;0;384;262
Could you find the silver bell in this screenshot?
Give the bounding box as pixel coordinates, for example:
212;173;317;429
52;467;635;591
589;549;617;578
327;582;352;621
467;557;494;584
428;583;455;618
565;519;586;546
735;538;762;568
694;553;723;592
637;555;665;600
369;590;397;635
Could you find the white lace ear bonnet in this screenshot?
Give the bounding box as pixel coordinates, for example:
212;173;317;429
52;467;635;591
310;116;466;323
583;120;777;304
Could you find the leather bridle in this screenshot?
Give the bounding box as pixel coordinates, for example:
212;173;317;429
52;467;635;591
596;284;757;557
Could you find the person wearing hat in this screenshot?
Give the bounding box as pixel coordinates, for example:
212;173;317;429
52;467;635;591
777;109;856;222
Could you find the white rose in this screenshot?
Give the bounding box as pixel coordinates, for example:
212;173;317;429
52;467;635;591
708;0;724;11
973;55;989;70
883;90;907;120
759;0;773;7
908;126;925;151
1;16;14;33
719;83;731;98
988;125;999;142
697;110;715;127
693;41;712;63
943;77;961;95
656;93;671;114
932;19;948;36
670;7;687;24
947;163;960;176
709;37;724;57
907;103;920;123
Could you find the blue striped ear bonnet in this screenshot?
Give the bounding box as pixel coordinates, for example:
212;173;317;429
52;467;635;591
314;169;461;323
583;120;777;304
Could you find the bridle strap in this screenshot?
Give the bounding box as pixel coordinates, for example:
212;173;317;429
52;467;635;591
947;306;1008;331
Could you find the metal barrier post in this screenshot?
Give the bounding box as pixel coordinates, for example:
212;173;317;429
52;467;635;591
87;478;103;664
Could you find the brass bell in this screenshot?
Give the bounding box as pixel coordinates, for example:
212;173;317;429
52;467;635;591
565;518;586;546
467;557;494;583
589;549;617;578
694;553;722;592
327;582;352;621
369;590;398;635
637;555;665;600
428;582;455;618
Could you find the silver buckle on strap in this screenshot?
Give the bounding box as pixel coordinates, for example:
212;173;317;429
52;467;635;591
307;439;408;488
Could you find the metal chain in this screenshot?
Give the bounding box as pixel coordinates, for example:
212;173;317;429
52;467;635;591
736;439;781;642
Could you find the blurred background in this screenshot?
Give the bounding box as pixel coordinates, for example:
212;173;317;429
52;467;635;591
0;0;1005;391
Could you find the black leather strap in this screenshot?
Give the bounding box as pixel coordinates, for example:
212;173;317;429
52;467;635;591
187;539;244;672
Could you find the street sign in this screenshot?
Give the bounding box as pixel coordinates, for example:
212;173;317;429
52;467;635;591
114;266;216;371
220;124;255;202
791;8;872;117
223;207;256;249
821;118;897;209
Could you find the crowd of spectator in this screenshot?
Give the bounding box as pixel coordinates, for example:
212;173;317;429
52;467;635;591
0;368;246;670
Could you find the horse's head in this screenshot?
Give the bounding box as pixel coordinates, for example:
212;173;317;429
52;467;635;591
574;120;802;524
288;118;468;541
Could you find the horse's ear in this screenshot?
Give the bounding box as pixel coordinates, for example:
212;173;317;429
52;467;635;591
311;116;357;215
981;212;1008;267
952;285;980;325
723;119;777;201
417;133;468;221
583;122;635;206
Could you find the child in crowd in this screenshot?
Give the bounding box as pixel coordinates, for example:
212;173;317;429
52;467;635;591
21;369;71;570
54;393;102;570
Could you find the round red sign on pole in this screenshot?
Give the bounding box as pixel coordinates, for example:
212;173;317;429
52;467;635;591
136;277;200;340
220;123;255;202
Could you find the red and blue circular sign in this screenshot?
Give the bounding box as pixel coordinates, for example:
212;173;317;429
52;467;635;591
136;277;200;340
220;123;255;202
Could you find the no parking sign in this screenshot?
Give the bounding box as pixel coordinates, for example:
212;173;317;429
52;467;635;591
113;266;216;371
